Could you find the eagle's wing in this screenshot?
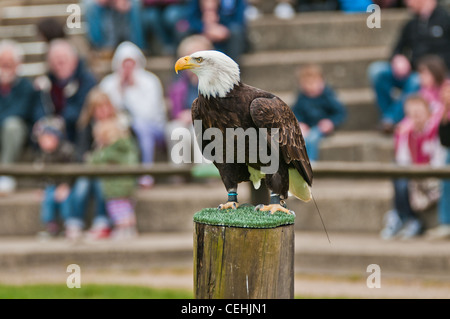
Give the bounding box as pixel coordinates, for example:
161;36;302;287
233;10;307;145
191;98;206;155
250;96;313;186
191;97;201;123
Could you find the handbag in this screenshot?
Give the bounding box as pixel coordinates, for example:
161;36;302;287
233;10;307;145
408;178;441;212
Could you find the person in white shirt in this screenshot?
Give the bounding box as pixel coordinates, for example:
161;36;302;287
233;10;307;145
100;41;167;186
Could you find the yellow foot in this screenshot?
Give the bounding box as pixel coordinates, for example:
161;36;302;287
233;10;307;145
218;201;239;210
255;204;295;216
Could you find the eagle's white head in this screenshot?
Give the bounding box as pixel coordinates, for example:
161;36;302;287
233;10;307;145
175;50;240;99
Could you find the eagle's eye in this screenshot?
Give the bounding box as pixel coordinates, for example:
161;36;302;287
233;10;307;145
195;57;204;63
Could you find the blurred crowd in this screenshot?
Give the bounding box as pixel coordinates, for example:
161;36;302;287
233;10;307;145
366;0;450;240
0;0;449;241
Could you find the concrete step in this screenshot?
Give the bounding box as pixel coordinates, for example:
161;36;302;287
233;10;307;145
240;46;388;91
0;23;86;43
0;24;38;42
335;88;379;131
0;4;82;26
0;231;449;284
249;9;409;51
0;0;78;7
295;231;450;281
16;41;47;63
0;176;437;237
320;131;394;162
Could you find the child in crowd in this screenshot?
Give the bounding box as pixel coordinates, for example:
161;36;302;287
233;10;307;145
291;64;347;161
66;88;128;241
90;117;140;239
32;116;76;239
381;95;446;240
427;81;450;239
417;55;448;113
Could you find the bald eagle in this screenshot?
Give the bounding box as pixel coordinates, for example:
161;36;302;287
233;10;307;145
175;50;312;214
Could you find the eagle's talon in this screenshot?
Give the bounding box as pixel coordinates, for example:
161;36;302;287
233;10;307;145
254;204;264;211
255;204;294;215
218;202;239;210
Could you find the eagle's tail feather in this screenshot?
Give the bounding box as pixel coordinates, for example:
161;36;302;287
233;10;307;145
288;168;312;202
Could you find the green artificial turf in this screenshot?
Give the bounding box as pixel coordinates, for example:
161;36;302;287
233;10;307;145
193;205;295;228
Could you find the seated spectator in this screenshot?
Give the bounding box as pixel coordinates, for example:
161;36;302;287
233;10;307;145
0;40;41;194
427;81;450;239
185;0;247;62
35;39;97;144
83;0;145;51
100;41;167;187
368;0;450;133
32;116;76;239
141;0;188;55
291;64;347;161
381;95;446;240
65;88;129;241
90;117;140;239
416;55;448;113
167;35;213;165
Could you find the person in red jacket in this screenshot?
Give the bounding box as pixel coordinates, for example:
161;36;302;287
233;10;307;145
381;95;446;239
427;81;450;239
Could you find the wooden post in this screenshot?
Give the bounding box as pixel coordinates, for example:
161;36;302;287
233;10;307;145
194;222;295;299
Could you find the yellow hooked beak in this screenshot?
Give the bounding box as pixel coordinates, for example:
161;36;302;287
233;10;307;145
174;56;198;74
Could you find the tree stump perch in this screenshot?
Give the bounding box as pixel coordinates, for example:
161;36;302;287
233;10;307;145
193;207;295;299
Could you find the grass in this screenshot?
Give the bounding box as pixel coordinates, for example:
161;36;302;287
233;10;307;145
193;205;295;228
0;283;328;299
0;284;193;299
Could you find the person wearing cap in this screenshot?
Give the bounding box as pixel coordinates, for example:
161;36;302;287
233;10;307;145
32;116;77;239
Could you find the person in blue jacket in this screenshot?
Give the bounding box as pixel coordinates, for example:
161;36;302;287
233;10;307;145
83;0;145;51
185;0;247;62
35;39;98;144
0;40;41;193
291;64;347;161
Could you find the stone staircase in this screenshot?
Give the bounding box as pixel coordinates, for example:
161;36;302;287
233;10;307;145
0;0;405;231
1;0;448;290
